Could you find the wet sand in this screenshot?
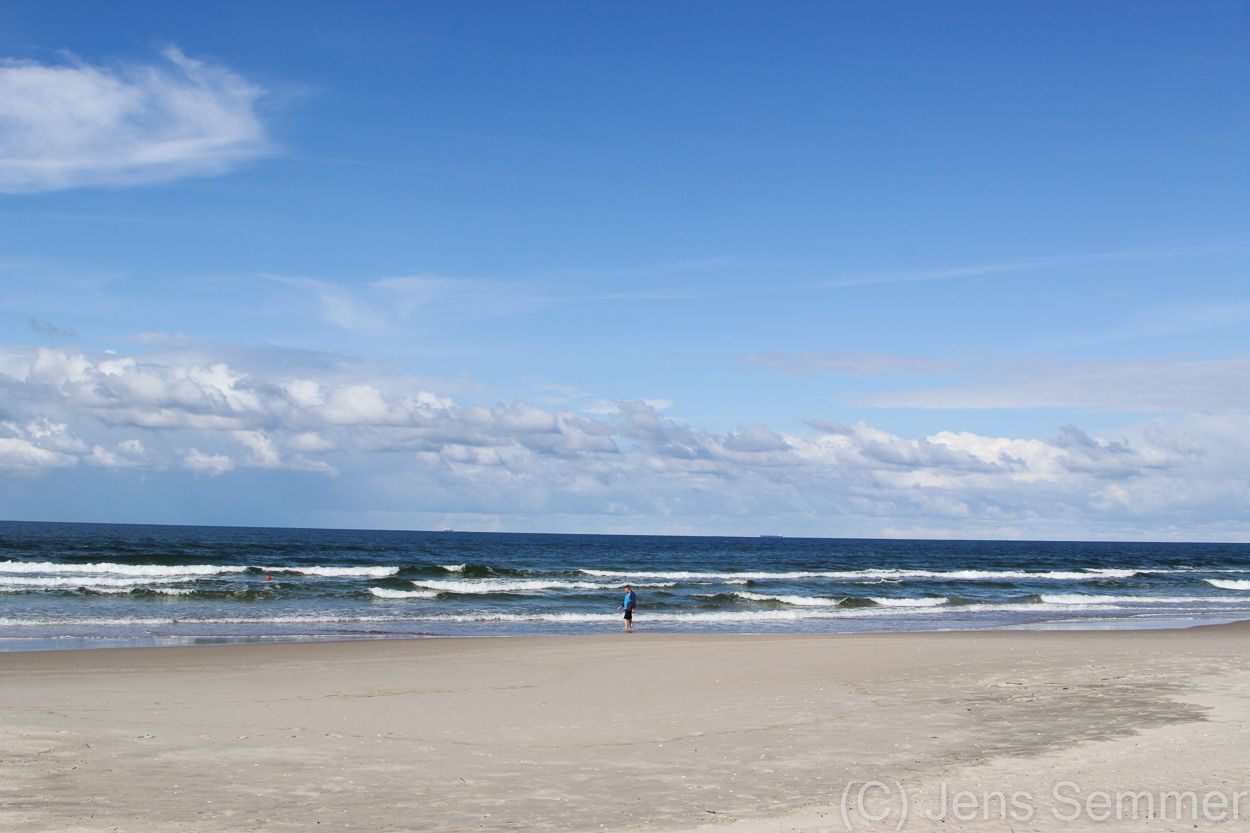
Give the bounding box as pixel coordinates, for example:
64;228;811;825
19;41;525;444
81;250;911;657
3;624;1249;832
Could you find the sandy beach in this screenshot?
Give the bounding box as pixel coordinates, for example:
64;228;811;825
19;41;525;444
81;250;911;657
3;624;1249;832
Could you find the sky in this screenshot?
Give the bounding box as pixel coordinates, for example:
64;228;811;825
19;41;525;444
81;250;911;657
1;1;1248;540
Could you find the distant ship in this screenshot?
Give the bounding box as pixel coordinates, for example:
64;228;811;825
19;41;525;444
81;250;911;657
759;534;784;539
440;528;454;533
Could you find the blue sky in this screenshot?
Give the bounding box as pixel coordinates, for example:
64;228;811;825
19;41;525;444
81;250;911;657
1;1;1248;539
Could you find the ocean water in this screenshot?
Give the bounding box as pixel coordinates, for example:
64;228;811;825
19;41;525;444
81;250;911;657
2;521;1249;651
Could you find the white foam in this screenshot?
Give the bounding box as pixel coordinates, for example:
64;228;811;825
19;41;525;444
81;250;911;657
369;587;439;600
868;597;949;607
1038;594;1125;605
271;566;399;578
440;564;467;572
0;600;1168;630
0;561;244;577
1206;579;1250;591
408;603;1116;623
734;592;846;606
1040;593;1248;605
0;575;190;588
412;578;674;594
580;567;1141;582
0;614;413;627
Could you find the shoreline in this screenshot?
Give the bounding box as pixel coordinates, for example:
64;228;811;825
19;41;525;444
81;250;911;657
4;611;1249;656
5;624;1250;831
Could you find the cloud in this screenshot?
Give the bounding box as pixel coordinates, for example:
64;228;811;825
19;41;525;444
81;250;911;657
856;358;1250;412
0;418;82;474
183;448;234;476
269;277;390;333
28;319;76;339
85;439;146;468
0;46;270;193
2;345;1249;539
268;271;697;334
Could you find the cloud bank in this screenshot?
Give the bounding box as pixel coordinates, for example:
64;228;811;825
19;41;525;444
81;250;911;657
2;346;1248;540
0;47;269;192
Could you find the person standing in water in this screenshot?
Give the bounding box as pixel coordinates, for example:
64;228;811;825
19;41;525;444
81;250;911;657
618;585;637;631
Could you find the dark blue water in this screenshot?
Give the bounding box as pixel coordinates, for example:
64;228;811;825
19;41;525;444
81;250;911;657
3;521;1250;650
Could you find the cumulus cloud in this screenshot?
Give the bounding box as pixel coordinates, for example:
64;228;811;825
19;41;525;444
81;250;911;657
2;346;1249;539
86;438;146;468
183;448;234;476
0;418;82;474
0;46;269;193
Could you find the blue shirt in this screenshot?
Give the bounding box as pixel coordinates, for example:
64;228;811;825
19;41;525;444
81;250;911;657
623;591;636;610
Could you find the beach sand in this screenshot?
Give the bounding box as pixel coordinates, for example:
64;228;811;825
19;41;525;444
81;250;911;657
3;624;1249;832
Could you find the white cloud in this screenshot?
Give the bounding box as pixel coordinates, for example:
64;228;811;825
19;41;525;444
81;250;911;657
183;448;234;476
232;430;281;468
0;46;269;193
0;419;81;473
86;439;146;468
2;345;1250;539
0;437;75;473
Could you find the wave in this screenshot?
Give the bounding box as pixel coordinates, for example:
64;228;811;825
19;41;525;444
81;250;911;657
439;564;467;572
0;613;416;628
1039;593;1250;605
0;560;244;577
1206;579;1250;591
6;595;1232;629
0;575;192;589
733;591;947;608
266;566;399;578
734;591;846;606
580;567;1141;581
0;560;401;579
389;603;1133;623
369;587;439;600
410;578;675;594
718;591;1248;610
868;597;950;607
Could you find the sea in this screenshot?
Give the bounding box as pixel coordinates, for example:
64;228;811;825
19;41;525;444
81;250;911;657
2;520;1250;651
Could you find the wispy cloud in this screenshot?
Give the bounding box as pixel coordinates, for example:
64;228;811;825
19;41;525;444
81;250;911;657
1052;301;1250;348
0;46;271;193
807;241;1248;289
856;358;1250;412
269;276;391;333
269;271;698;333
